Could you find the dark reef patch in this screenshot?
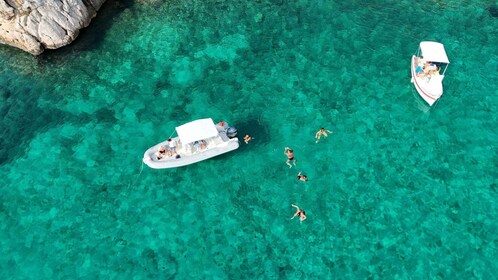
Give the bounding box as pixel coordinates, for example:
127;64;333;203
489;5;498;18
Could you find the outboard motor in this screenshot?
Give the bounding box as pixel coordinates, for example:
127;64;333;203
227;127;238;139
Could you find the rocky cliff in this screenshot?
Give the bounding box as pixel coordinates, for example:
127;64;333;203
0;0;106;55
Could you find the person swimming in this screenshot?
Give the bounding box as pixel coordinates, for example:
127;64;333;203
200;140;207;149
315;128;333;143
244;134;253;144
284;147;296;168
297;171;308;182
291;204;307;223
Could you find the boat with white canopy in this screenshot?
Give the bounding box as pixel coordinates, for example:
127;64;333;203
143;118;239;169
411;41;450;106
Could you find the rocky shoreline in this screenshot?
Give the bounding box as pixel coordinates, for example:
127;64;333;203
0;0;106;55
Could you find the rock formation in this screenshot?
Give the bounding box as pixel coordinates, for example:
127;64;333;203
0;0;106;55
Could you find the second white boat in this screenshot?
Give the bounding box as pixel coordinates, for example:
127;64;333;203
411;41;450;106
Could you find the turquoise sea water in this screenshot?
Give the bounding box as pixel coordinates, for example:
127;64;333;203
1;0;497;278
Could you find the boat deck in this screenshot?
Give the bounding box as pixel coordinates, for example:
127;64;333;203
152;133;229;161
142;119;240;169
413;56;441;82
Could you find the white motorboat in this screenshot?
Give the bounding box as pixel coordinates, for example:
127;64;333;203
411;41;450;106
143;118;239;169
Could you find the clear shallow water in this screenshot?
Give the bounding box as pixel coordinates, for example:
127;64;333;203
1;0;497;278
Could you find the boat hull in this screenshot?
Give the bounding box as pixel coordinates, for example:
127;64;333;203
411;55;442;106
143;121;240;169
143;139;239;169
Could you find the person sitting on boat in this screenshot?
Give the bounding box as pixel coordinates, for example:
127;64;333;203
200;140;207;149
429;65;441;76
416;65;424;76
423;61;437;75
416;59;425;77
244;134;253;144
157;146;167;160
193;140;206;150
167;138;177;153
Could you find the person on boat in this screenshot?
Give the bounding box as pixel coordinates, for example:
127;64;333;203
167;138;177;153
297;171;308;182
244;134;253;144
429;66;440;76
423;61;437;76
315;128;333;143
157;146;167;160
416;60;425;76
284;147;296;168
427;63;437;71
193;140;206;150
416;65;424;76
291;204;307;223
200;140;207;149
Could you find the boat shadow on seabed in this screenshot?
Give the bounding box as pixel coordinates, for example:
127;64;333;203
236;118;271;145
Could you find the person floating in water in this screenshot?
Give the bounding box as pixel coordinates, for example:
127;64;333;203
244;134;253;144
284;147;296;168
315;127;333;143
291;204;307;223
297;171;308;182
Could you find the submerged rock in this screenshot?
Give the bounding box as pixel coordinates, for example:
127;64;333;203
0;0;106;55
489;5;498;18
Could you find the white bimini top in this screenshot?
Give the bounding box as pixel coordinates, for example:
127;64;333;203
420;41;450;64
175;118;218;144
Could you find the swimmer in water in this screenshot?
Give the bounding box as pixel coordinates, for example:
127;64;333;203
315;127;333;143
284;147;296;168
297;171;308;182
291;204;307;223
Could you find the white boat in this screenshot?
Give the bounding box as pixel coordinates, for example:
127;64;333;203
411;41;450;106
143;118;239;169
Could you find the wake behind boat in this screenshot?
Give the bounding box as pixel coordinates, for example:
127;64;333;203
143;118;239;169
411;41;450;106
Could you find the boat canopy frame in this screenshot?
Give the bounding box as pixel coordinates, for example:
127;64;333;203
416;41;450;75
175;118;218;144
